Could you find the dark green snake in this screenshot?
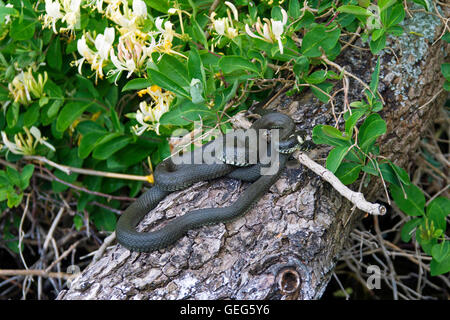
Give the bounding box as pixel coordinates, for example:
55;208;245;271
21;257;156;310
116;112;312;252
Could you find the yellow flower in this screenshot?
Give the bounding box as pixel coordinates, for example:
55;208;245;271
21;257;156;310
132;85;174;135
245;8;288;54
1;127;55;155
209;1;239;40
8;68;48;106
75;27;115;82
154;18;186;58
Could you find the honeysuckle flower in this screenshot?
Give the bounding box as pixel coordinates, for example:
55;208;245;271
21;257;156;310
132;0;147;18
75;35;95;74
154;18;186;58
109;34;153;82
245;8;288;54
131;85;174;135
1;127;55;155
94;27;115;61
43;0;63;33
61;0;81;30
209;1;239;40
8;69;48;105
42;0;81;33
75;28;115;82
4;4;14;24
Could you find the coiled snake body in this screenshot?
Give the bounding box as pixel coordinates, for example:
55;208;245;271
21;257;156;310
116;112;310;252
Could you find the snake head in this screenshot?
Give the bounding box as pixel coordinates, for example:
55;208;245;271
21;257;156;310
292;130;316;151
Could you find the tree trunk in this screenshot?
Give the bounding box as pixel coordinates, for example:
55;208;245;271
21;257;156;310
58;8;449;300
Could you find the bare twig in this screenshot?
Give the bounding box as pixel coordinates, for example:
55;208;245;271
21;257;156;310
295;152;386;215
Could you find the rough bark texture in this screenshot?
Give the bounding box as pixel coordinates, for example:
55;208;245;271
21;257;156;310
58;8;449;300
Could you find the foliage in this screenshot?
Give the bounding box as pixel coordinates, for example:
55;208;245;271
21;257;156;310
0;0;448;278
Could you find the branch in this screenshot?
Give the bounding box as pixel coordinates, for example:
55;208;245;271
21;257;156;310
24;155;151;182
0;269;74;279
295;151;386;216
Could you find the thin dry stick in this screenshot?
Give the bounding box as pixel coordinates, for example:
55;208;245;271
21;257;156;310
295;151;386;215
36;166;135;202
18;194;31;271
24;155;151;182
373;215;399;300
321;56;385;105
0;269;74;279
90;232;117;265
45;240;81;273
43;207;64;251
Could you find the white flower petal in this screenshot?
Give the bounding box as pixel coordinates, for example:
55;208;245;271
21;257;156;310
132;0;147;17
30;126;41;141
224;1;238;20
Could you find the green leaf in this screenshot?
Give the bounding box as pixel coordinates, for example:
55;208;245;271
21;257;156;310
390;183;425;216
358;114;386;153
301;25;327;57
378;0;397;11
122;78;152;92
7;190;23;208
301;25;341;58
368;57;381;100
51;148;83;192
430;254;450;276
23;102;40;127
92;135;131;160
0;5;18;24
157;54;190;87
288;0;301;19
388;162;410;186
326;146;350;173
335;162;362;185
6;166;21;187
345;109;365;136
336;5;371;16
91;210;117;231
6;102;19;128
144;0;169;13
56;101;93;132
444;80;450;92
78;131;108;159
385;4;405;28
73;215;84;231
312;125;352;147
305;70;327;84
108;142;153;167
442;31;450;43
190;15;207;48
370;32;386;54
148;68;190;99
427;197;450;231
441;63;450;80
19;164;34;190
219;56;260;74
188;47;206;88
311;82;333;103
401;218;422;242
159;101;215;126
431;241;450;263
10;17;36;41
47;36;62;71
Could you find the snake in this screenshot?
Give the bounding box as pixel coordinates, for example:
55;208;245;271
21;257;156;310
116;112;313;252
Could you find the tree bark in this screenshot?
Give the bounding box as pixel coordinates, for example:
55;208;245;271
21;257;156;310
58;8;449;300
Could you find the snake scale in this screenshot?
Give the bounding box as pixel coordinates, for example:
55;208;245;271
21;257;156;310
116;112;311;252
